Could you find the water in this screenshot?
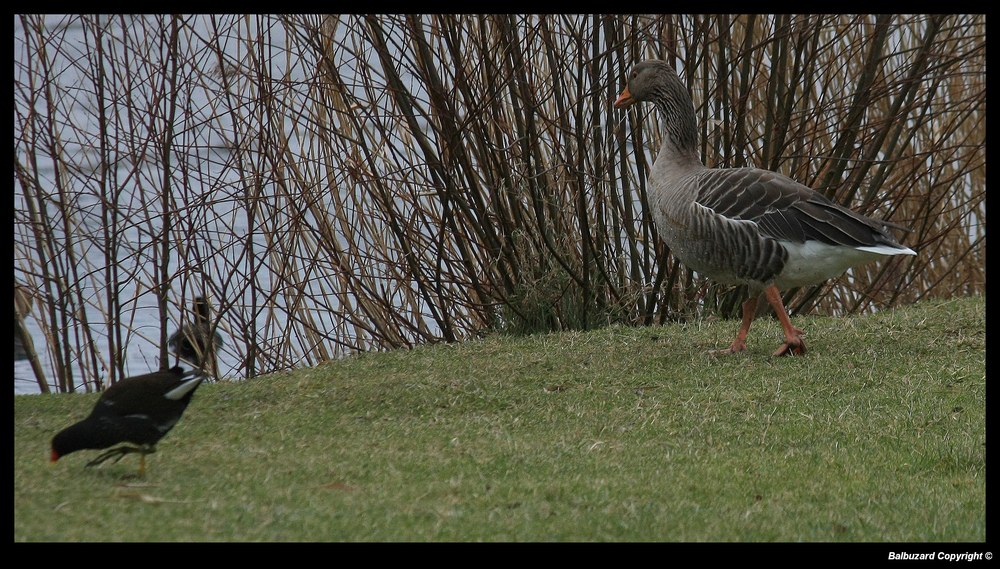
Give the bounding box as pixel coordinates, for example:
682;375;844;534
16;15;979;393
14;15;468;394
14;16;326;393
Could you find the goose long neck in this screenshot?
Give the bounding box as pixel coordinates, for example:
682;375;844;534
651;86;703;168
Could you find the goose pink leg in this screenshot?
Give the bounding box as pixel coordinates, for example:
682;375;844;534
711;285;806;356
763;285;806;356
710;296;759;355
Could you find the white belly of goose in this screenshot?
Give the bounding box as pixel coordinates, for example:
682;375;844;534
615;59;918;355
775;240;913;289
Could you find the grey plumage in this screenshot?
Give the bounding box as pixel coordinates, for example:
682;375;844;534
616;60;916;355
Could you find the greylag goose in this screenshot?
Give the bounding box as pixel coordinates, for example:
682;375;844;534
615;60;916;356
168;296;223;370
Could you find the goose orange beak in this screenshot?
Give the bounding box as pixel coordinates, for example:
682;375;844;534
614;87;636;109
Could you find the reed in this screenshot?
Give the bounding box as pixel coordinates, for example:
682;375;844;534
13;15;985;391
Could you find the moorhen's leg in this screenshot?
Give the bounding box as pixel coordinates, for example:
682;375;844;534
87;446;141;467
86;445;156;473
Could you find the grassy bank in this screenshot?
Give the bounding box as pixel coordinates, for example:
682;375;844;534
14;295;985;542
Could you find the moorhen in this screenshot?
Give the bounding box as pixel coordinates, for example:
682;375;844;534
50;366;206;476
614;60;916;356
168;296;223;370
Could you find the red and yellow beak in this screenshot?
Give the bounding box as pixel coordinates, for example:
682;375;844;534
614;86;636;109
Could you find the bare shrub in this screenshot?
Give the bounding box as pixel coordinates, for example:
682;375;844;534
13;15;984;391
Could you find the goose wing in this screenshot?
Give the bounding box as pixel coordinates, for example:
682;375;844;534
694;168;910;251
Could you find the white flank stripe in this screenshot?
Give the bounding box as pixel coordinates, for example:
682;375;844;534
164;376;205;401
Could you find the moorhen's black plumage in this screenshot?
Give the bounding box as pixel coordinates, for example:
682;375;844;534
50;366;206;476
168;296;223;370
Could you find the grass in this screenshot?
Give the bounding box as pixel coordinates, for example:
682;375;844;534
14;295;985;542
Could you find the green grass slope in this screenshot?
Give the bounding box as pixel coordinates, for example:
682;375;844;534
14;295;985;542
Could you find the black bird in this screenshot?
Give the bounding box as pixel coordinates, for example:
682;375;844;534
168;296;223;370
50;366;206;476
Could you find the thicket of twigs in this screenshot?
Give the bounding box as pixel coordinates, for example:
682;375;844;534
14;15;985;392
